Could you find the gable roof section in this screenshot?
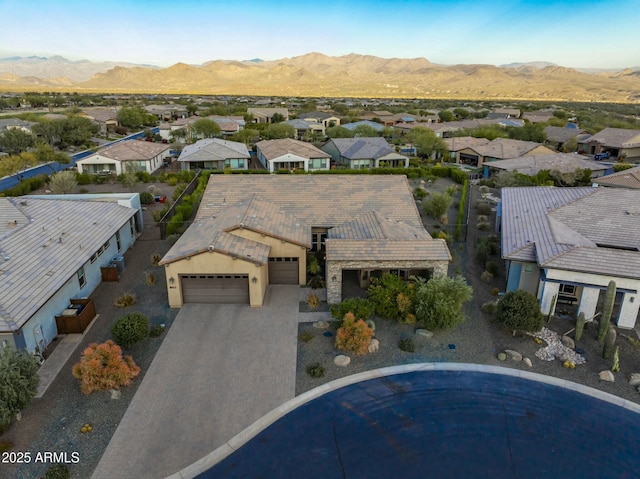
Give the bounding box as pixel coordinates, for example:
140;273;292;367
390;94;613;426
443;136;490;152
487;153;609;175
256;139;329;161
471;138;551;160
178;138;250;163
544;126;589;143
328;210;430;241
342;121;384;132
596;166;640;189
298;111;335;121
583;128;640;148
0;197;136;333
86;140;170;162
502;187;640;279
160;194;310;265
324;137;394;160
197;175;423;229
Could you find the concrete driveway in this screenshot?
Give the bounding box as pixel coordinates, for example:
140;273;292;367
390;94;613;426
92;285;300;479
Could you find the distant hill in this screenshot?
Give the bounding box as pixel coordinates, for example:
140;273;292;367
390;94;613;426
1;52;639;102
0;55;159;82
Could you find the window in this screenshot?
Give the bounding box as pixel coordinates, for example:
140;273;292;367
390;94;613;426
77;266;86;288
310;158;327;169
224;159;246;169
90;252;98;263
130;217;135;236
102;240;110;252
116;231;121;251
559;284;576;295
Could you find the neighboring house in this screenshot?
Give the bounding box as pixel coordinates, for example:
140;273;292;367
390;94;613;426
321;137;409;169
342;120;384;133
522;111;554;123
297;111;340;128
500;187;640;329
0;194;141;353
595;165;640;189
484;153;609;179
359;111;395;126
159;175;450;307
544;126;590;151
284;119;325;139
457;138;555;168
145;104;188;121
256;138;330;172
76;140;171;175
79;109;119;133
158;116;196;141
0;118;35;133
488;108;520;119
247;107;289;123
208;116;245;137
578;127;640;162
443;136;490;163
178;138;250;171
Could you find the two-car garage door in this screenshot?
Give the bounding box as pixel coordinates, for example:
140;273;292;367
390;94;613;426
181;275;249;304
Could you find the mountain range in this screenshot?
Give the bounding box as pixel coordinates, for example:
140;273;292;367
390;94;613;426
1;52;639;102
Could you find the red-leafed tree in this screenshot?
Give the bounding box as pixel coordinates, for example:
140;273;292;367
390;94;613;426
72;340;140;395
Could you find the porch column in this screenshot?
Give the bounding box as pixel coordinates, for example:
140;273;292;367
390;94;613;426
578;286;599;321
432;261;448;277
618;293;640;329
540;281;560;315
326;262;342;305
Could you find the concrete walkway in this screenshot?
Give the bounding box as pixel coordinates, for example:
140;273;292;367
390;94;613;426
91;285;300;479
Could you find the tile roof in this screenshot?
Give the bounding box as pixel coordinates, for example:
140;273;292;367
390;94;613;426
163;175;450;267
178;138;249;163
487;153;609;175
298;111;336;121
471;138;551;159
88;140;171;161
544;126;589;143
501;187;640;279
247;107;288;117
323;137;394;160
0;197;136;333
582;128;640;148
197;175;423;228
443;136;490;152
596;166;640;189
160;194;310;265
256;139;329;160
325;239;451;262
342;121;384;132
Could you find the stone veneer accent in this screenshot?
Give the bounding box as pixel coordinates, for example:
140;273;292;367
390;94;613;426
326;259;449;304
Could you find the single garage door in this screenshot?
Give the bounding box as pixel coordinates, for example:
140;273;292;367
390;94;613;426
180;274;249;304
269;257;299;284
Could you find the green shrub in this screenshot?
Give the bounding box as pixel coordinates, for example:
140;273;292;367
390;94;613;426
477;221;490;230
306;363;325;378
495;290;543;333
76;172;92;185
111;312;150;346
480;271;493;283
449;168;467;184
366;273;413;320
414;276;473;330
152;207;169;223
140;191;154;205
476;202;493;215
413;187;427;199
167;176;178;186
43;464;70;479
422;192;453;219
114;292;136;307
299;330;314;343
166;212;184;236
398;338;415;352
330;297;375;323
481;301;498;314
0;347;39;431
149;325;165;337
486;262;500;277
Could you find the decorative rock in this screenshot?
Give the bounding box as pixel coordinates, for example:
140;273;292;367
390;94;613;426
561;335;575;349
628;373;640;387
505;349;523;361
523;357;533;368
599;370;615;382
110;389;122;400
368;339;380;353
528;328;586;365
497;352;507;361
415;329;434;339
334;355;351;367
313;321;329;329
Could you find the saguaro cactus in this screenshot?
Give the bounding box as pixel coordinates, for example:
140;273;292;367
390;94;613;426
597;281;617;343
603;326;617;360
575;312;586;341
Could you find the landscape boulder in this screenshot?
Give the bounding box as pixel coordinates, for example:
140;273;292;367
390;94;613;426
334;355;351;367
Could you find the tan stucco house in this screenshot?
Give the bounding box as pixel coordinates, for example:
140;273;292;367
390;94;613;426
159;175;451;307
76;140;172;175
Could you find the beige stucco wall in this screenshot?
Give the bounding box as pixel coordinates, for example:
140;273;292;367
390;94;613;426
229;228;307;285
163;251;267;308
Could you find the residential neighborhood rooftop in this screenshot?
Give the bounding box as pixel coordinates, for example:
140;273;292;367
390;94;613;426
596;165;640;189
0;197;137;333
256;138;328;160
486;153;609;176
324;137;394;160
178;138;250;163
94;139;171;161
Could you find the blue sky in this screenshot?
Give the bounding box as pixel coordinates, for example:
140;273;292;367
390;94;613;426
1;0;638;69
